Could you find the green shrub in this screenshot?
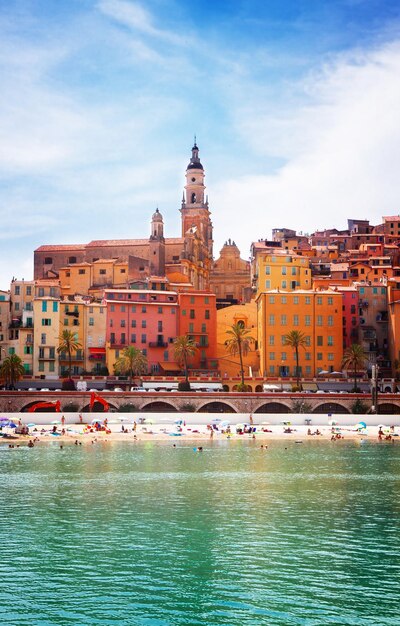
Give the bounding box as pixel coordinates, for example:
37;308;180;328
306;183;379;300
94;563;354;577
235;383;249;392
351;398;369;414
62;378;76;391
180;402;196;412
119;403;138;413
178;380;191;391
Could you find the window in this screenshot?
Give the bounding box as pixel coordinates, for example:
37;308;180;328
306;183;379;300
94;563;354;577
42;319;51;326
141;334;146;343
38;361;44;372
293;315;299;326
121;333;126;344
305;315;311;326
265;280;271;289
281;352;287;361
269;352;275;360
42;301;47;312
265;266;271;275
14;302;20;311
305;366;311;375
327;336;333;346
317;353;323;360
53;301;58;312
15;286;20;295
317;297;323;305
121;306;125;312
44;257;53;264
269;365;275;374
109;319;113;327
121;320;126;328
110;304;115;312
39;347;45;358
316;315;323;326
293;296;299;304
110;332;115;344
281;280;287;289
269;296;275;304
305;336;311;346
158;306;163;314
305;352;311;361
50;288;57;298
64;318;69;326
131;333;136;343
201;323;206;332
281;315;287;326
328;353;334;361
205;310;210;320
131;319;136;328
190;309;195;319
26;286;32;296
281;335;286;346
190;296;195;304
38;288;44;297
41;333;46;344
317;336;323;346
73;319;79;326
269;314;275;325
328;297;333;305
269;335;274;346
204;296;209;304
49;362;55;372
327;316;333;326
89;317;94;326
282;267;287;275
79;269;86;275
99;269;106;275
142;306;146;313
281;296;287;304
305;296;311;305
49;347;55;359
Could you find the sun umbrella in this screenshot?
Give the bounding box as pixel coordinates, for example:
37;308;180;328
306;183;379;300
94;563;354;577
5;422;17;428
27;423;36;428
220;420;230;428
0;417;10;423
355;421;367;430
91;418;104;424
174;418;183;425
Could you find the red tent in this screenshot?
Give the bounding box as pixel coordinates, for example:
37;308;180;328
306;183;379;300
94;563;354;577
89;392;109;412
28;400;61;413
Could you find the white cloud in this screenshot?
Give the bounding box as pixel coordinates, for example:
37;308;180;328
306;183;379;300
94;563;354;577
97;0;187;46
212;40;400;256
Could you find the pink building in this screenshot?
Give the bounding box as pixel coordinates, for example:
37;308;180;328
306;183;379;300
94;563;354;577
105;287;178;373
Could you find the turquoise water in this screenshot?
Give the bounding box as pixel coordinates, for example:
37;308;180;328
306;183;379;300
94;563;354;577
0;440;399;626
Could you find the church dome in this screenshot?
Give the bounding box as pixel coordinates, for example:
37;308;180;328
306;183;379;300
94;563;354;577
152;208;163;221
187;142;203;170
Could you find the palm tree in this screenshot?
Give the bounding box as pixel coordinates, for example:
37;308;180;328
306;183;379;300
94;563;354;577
0;354;25;389
114;346;148;387
225;322;255;389
57;330;82;376
173;335;198;385
283;330;308;389
342;343;366;391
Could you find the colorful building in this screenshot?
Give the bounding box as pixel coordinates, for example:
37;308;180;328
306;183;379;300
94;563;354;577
251;244;312;295
33;296;60;378
177;292;218;372
216;302;259;378
256;290;343;379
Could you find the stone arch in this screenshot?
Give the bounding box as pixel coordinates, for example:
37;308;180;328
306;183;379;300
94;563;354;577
377;403;400;415
232;384;252;392
312;402;350;414
197;401;237;413
254;402;291;414
20;401;61;413
255;385;263;392
141;401;178;412
81;402;118;413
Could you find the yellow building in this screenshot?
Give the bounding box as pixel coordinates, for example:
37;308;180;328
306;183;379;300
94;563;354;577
33;297;60;377
59;259;129;298
251;244;312;295
216;302;259;378
84;301;107;374
256;290;343;379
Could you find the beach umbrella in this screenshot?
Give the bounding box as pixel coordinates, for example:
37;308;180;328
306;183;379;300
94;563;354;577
0;417;10;423
174;418;183;425
220;420;230;428
355;421;367;430
27;423;36;428
5;421;17;428
91;418;104;424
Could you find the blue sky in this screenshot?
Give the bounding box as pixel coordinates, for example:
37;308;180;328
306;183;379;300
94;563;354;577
1;0;400;288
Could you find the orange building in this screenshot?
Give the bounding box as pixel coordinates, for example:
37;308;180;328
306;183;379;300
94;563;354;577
256;290;343;379
216;302;259;378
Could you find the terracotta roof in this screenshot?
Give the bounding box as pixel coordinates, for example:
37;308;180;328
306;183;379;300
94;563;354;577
383;216;400;221
35;244;85;252
87;239;149;247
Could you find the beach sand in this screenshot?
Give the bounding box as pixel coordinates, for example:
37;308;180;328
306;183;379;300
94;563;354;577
2;420;398;446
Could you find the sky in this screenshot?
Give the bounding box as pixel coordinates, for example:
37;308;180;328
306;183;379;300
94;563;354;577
1;0;400;289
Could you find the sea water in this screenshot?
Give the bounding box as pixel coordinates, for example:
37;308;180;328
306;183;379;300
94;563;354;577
0;439;399;625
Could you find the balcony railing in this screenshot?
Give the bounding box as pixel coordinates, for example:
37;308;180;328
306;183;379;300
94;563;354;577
149;341;168;348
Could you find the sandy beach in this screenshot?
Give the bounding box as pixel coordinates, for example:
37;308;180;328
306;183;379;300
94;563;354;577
1;416;398;446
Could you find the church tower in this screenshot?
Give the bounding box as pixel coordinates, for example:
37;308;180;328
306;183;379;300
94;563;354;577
149;208;165;276
180;141;214;267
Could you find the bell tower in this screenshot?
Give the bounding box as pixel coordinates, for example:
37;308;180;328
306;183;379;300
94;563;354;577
149;208;165;276
180;140;213;262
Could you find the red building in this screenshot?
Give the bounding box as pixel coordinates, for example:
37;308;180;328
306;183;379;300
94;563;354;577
177;292;218;372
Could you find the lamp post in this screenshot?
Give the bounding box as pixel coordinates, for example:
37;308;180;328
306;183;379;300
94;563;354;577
371;364;379;414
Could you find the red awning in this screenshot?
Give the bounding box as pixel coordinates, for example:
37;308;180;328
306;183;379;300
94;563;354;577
89;347;106;354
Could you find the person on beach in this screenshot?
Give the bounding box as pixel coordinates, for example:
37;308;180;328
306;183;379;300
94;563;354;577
133;421;137;432
378;427;384;440
27;440;34;448
210;429;214;438
61;416;65;427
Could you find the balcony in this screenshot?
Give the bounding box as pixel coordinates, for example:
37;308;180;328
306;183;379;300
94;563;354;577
65;310;79;317
149;341;168;348
59;352;84;361
376;313;388;323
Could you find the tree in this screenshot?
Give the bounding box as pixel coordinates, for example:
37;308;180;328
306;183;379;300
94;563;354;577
174;335;198;387
225;322;255;390
283;330;308;389
57;330;82;376
114;346;148;387
0;354;25;388
342;343;366;392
